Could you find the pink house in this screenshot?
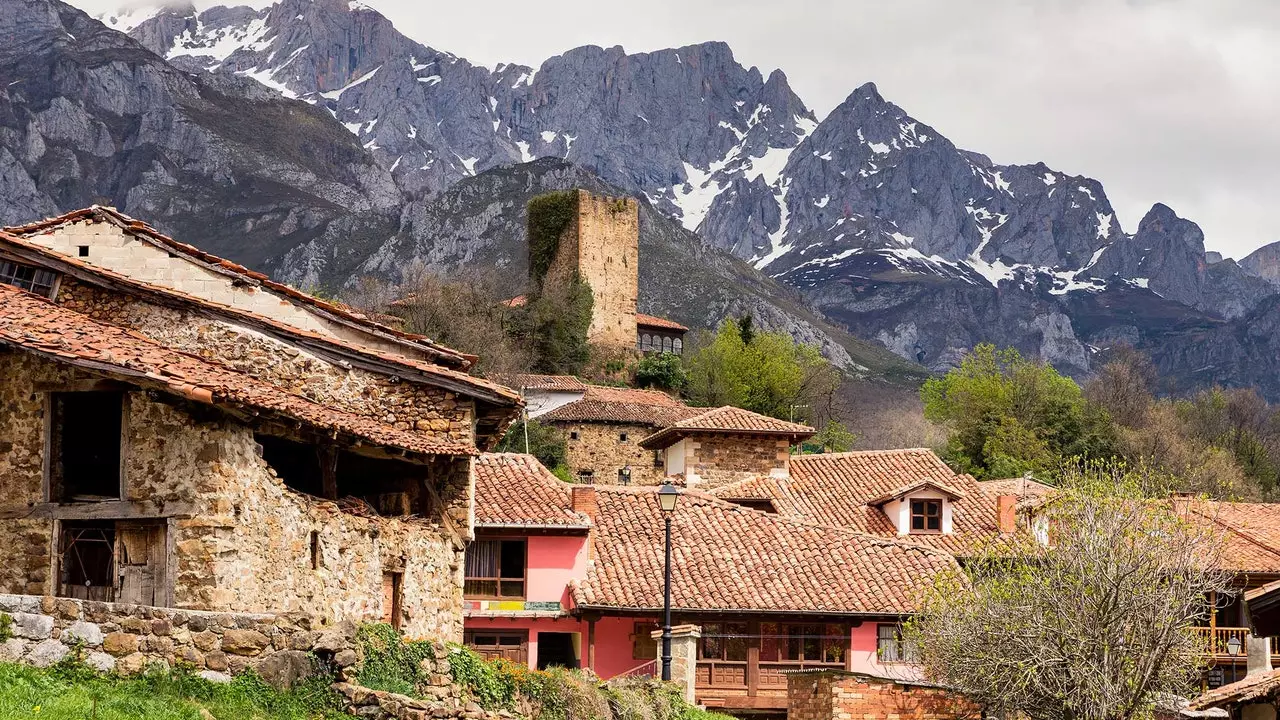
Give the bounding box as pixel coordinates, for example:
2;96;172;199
466;452;963;713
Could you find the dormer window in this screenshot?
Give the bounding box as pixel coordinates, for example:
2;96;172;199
910;499;942;532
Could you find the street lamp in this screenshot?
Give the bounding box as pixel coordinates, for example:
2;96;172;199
656;483;680;681
618;465;632;485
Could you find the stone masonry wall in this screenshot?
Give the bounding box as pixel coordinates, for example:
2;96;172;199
0;352;467;640
561;422;665;485
29;219;427;361
787;671;981;720
0;592;360;680
55;279;476;444
686;434;791;491
574;191;638;354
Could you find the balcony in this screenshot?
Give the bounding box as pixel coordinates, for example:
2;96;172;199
1194;627;1280;662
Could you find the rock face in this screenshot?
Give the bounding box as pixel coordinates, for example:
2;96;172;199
9;0;1280;397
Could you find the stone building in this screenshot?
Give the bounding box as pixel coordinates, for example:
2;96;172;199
639;406;815;490
537;385;701;486
0;207;522;639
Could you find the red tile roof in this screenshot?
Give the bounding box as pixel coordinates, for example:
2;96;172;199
867;479;966;506
489;374;588;393
573;486;959;615
977;477;1056;497
1190;668;1280;709
0;284;474;458
1186;501;1280;574
639;406;816;448
712;449;1008;556
0;227;520;411
5;207;474;369
540;385;701;426
473;454;590;529
635;314;688;332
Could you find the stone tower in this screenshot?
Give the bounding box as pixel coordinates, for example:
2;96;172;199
537;190;639;354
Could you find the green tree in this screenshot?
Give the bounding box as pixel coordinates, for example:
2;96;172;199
684;320;840;422
813;420;857;453
518;274;594;376
495;420;570;479
634;352;687;391
921;344;1115;479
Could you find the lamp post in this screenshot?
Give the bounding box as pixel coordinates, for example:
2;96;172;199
618;465;632;485
656;482;680;681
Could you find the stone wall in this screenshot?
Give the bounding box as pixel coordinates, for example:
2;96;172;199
574;191;638;354
29;219;427;361
55;279;476;444
561;422;665;485
787;670;981;720
0;351;468;640
684;434;791;490
0;592;360;682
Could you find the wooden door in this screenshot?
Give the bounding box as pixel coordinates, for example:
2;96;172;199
115;524;164;606
382;572;403;629
464;632;528;665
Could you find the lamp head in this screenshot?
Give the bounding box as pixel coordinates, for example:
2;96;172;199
657;483;680;514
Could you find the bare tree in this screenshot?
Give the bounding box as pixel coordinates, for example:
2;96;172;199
905;460;1231;720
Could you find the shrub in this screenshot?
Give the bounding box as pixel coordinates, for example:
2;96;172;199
0;613;11;643
634;353;687;391
355;623;435;696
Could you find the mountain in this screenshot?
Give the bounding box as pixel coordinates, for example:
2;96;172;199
10;0;1280;399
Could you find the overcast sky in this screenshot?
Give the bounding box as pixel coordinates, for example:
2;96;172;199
78;0;1280;258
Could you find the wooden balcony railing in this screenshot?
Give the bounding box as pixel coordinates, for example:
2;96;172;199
1194;627;1280;661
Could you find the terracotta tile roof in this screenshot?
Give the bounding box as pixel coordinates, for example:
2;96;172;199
1190;668;1280;709
710;449;1009;556
540;385;701;426
473;454;590;528
489;374;588;393
573;486;959;615
0;228;520;411
639;406;816;449
977;477;1056;497
868;479;966;506
0;284;474;457
1186;501;1280;574
635;314;688;332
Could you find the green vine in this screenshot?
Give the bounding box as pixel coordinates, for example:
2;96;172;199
355;623;435;696
0;613;11;643
527;191;580;285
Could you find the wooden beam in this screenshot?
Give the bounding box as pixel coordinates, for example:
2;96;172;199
0;500;196;521
318;446;339;501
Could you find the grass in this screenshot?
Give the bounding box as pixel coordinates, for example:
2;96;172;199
0;660;355;720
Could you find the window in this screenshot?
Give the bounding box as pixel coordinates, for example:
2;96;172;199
464;539;526;599
619;432;628;443
673;338;683;354
77;245;90;257
382;571;403;629
759;623;847;665
877;624;918;663
465;630;528;663
569;431;579;441
49;392;124;502
310;531;321;570
632;622;658;659
910;499;942;532
699;622;748;662
0;260;58;297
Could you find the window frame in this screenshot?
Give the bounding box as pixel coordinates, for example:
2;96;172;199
463;538;528;600
0;259;59;298
876;624;919;664
909;498;943;533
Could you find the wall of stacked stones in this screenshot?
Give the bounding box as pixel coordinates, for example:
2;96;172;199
55;279;476;445
561;422;666;485
0;352;467;640
787;671;981;720
0;592;361;681
574;192;639;354
687;434;790;490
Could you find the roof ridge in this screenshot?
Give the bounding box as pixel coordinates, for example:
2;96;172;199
793;448;935;459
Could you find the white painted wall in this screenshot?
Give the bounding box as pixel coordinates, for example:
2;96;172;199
664;439;687;478
887;490;954;536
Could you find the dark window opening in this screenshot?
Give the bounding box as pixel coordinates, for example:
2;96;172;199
50;392;123;502
0;260;58;297
569;431;579;441
619;432;628;443
536;632;580;670
310;531;321;570
77;245;90;257
730;499;777;514
464;539;526;599
59;521;115;602
877;624;918;663
653;450;664;468
256;433;425;516
910;499;942;532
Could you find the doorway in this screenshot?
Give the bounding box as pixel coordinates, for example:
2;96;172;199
536;632;580;670
58;520;165;605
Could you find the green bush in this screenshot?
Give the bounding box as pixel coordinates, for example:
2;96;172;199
634;353;687;391
495;420;569;471
355;623;435;696
527;191;580;284
0;613;11;643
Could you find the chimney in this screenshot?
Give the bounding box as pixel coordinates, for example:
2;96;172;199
1248;634;1273;676
571;484;598;522
997;495;1017;534
1171;491;1193;516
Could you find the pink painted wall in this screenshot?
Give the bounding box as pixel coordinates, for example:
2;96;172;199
847;622;923;681
591;615;660;679
462;614;658;677
465;616;586;670
525;535;588;606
